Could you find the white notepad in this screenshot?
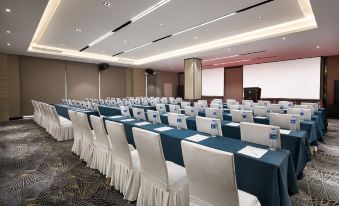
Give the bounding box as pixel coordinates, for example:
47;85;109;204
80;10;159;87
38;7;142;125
238;146;268;159
186;134;210;142
280;129;291;135
226;122;240;127
162;114;168;116
120;119;135;122
255;116;268;119
109;115;123;119
135;122;151;126
154;126;173;132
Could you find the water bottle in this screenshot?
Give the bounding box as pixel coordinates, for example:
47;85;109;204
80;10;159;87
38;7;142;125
280;105;284;113
288;103;292;108
124;109;128;116
152;112;157;124
290;116;296;131
266;109;270;117
136;110;141;120
210;120;218;137
160;106;164;114
269;128;278;150
212;111;217;118
242;112;247;121
300;109;304;121
176;115;182;129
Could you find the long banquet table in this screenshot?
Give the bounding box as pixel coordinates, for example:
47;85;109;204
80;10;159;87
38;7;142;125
103;115;298;206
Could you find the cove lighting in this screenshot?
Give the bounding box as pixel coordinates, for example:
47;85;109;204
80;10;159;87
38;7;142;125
203;54;240;62
131;0;171;22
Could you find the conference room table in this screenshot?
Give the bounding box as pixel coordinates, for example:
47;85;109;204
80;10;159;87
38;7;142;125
159;114;310;178
98;105;156;117
103;115;298;206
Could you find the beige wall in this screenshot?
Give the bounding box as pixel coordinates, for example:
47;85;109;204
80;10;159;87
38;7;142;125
20;56;65;115
7;55;20;118
100;66;129;98
66;62;99;100
0;54;9;122
132;68;145;97
146;71;179;97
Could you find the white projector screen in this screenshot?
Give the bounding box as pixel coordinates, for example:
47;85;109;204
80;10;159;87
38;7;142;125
243;57;321;99
202;68;224;96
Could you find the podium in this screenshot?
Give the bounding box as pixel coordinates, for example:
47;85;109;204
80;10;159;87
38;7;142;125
244;87;261;102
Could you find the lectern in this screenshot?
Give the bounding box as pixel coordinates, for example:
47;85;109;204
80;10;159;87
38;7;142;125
244;87;261;102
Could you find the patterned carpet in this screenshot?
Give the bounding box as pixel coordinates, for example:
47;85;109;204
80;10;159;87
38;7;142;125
0;119;338;206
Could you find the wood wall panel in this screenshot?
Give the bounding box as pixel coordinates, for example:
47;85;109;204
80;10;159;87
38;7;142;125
7;55;21;118
326;55;339;106
100;67;128;98
132;68;145;97
224;67;243;102
0;54;9;122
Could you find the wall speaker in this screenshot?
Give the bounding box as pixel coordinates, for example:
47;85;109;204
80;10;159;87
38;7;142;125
145;68;155;75
98;63;109;71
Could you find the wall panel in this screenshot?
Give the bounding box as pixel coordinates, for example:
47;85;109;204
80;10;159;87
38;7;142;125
7;55;21;118
0;54;9;121
100;67;127;98
132;68;145;97
224;67;243;102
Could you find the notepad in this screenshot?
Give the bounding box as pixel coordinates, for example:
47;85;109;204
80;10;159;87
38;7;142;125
186;134;210;142
135;122;151;126
162;114;168;116
154;126;173;132
280;129;291;135
120;119;135;122
255;116;267;119
226;122;240;127
238;146;268;158
109;115;123;119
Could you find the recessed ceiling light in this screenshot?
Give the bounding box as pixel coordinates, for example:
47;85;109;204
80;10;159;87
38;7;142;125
75;28;82;32
7;43;11;46
102;2;112;7
282;37;286;40
123;40;128;43
6;30;11;34
5;8;11;13
316;45;320;49
158;23;164;26
257;16;263;21
193;36;198;40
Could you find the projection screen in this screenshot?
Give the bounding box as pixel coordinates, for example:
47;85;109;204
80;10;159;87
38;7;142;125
202;67;224;96
243;57;321;99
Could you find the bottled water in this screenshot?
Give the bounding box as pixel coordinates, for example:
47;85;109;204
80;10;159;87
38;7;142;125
124;109;128;116
280;105;284;113
288;103;292;108
210;120;218;137
269;128;278;150
242;112;247;121
212;111;217;118
152;112;157;124
136;111;141;120
266;109;270;117
300;109;304;121
176;115;182;129
290;116;297;131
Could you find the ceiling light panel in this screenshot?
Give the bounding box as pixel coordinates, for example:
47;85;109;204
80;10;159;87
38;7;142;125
119;0;303;59
87;0;263;55
38;0;160;50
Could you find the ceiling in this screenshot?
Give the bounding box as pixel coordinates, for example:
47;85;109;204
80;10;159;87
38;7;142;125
0;0;338;71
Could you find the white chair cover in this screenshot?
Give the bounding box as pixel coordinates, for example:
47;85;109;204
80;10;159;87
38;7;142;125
69;110;82;155
147;110;162;123
181;141;261;206
132;108;146;120
169;105;181;114
77;112;95;167
168;113;187;129
156;104;167;114
106;120;140;201
231;110;254;123
184;106;198;117
269;113;301;130
254;106;269;117
181;102;190;109
120;106;131;117
294;105;315;116
278;101;293;109
49;105;73;141
269;104;284;114
205;107;223;120
257;100;270;107
197;100;208;106
240;122;281;148
287;108;312;121
132;128;189;206
196;116;222;136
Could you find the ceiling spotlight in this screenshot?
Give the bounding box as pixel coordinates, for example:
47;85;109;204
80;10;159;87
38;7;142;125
75;28;82;32
257;16;263;21
5;8;11;13
282;37;286;40
103;2;112;7
7;43;11;46
6;30;11;34
158;23;164;26
316;45;320;49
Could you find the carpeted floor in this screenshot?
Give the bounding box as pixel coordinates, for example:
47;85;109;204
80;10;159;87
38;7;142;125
0;119;338;206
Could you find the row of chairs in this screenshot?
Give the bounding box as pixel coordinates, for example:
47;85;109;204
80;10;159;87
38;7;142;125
68;110;260;206
31;100;73;141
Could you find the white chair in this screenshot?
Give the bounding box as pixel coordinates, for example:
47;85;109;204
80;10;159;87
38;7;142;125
301;102;319;111
287;108;312;121
226;99;238;106
269;104;284;114
194;102;206;112
168;113;187;129
231;110;254;123
161;97;168;104
69;110;82;156
254;106;269;117
196;116;222;136
169;104;181;114
278;101;293;109
243;101;254;111
197;100;208;107
181;101;190;109
205;107;223;120
229;104;243;111
210;102;223;109
147;110;162;124
212;99;223;104
181;141;261;206
242;100;253;105
132;127;189;206
240;122;281;149
132;108;146;120
169;98;178;105
294;105;315;116
257;100;270;107
77;112;95;166
106;120;140;201
49;105;73;141
150;99;157;106
90;115;112;177
269;113;301;130
120;106;131;117
156;103;167;114
184;106;198;117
